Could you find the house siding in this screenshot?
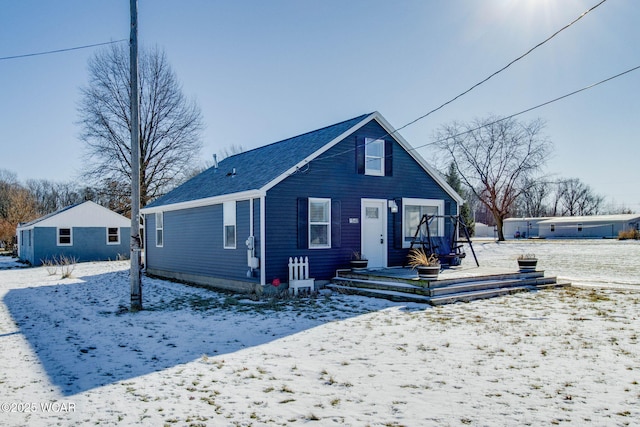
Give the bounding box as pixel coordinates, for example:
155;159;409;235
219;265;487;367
264;120;458;282
19;229;34;264
22;227;130;266
144;200;261;291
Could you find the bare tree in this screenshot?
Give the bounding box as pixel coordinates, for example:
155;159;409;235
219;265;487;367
436;116;552;241
78;44;204;209
0;169;19;223
0;170;38;247
24;179;83;215
517;177;553;218
553;178;604;216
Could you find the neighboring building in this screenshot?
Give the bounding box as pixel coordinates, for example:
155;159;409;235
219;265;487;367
141;112;464;292
503;217;552;239
538;214;640;239
16;201;130;266
473;222;496;239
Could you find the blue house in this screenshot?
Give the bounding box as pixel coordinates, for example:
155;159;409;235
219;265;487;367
16;201;131;266
141;112;464;292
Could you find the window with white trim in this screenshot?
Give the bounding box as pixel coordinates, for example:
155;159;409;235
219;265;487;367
58;227;72;246
365;138;385;176
107;227;120;244
155;212;164;247
223;201;236;249
402;198;444;247
309;198;331;248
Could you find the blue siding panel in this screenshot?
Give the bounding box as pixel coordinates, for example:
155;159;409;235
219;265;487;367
26;227;130;266
145;201;259;283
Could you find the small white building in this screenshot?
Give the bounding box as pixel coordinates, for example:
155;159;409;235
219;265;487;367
473;222;496;239
503;217;552;239
538;214;640;239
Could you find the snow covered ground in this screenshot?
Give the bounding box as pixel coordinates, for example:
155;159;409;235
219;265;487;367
0;240;638;426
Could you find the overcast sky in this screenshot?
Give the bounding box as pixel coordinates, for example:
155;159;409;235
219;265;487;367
1;0;638;211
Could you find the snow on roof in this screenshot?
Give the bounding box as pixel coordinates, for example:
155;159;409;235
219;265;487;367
16;201;130;230
537;214;640;224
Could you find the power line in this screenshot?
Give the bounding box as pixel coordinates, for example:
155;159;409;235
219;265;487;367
0;39;128;61
414;64;640;151
312;63;639;166
395;0;608;135
312;0;609;164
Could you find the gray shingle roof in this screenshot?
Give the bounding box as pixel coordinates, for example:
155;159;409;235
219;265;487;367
146;113;372;208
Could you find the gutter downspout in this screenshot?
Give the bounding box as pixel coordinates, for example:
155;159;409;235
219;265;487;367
260;195;266;286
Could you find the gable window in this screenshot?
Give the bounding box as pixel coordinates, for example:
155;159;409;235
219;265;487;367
58;228;72;246
365;138;385;176
402;198;444;248
309;198;331;248
107;227;120;245
155;212;164;247
223;201;236;249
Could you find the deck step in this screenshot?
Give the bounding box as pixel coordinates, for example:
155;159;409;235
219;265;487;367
428;286;533;305
428;276;558;296
330;277;429;295
326;284;433;303
329;269;570;305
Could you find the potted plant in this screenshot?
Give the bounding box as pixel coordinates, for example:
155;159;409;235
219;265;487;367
407;248;440;280
350;251;368;271
517;253;538;272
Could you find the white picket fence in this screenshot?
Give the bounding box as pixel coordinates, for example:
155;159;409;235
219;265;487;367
288;256;315;295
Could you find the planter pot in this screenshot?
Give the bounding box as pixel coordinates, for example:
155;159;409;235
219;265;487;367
518;259;538;272
417;265;440;280
350;260;368;271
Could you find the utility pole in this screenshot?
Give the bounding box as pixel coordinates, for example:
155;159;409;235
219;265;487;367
129;0;142;311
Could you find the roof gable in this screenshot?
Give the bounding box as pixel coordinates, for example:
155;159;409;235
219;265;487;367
17;201;130;230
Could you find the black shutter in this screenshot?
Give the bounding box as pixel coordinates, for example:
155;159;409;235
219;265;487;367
385;140;393;176
297;197;308;249
331;200;341;248
356;136;365;174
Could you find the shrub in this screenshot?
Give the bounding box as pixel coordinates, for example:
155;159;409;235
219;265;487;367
618;229;640;240
58;255;78;278
42;258;58;276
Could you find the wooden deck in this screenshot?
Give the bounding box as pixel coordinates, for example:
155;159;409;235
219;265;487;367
328;266;570;305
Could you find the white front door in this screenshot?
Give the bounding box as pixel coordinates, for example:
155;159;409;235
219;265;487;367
361;199;387;269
